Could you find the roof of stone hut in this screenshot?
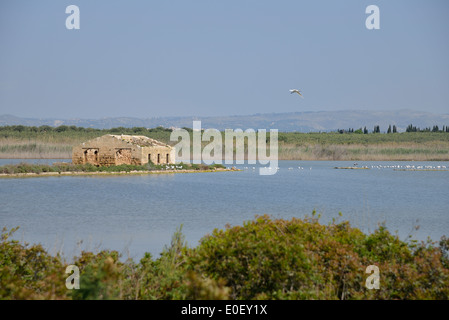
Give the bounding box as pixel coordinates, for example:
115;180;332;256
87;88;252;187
109;134;171;148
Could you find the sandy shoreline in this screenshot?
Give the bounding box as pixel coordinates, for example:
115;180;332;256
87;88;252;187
0;168;239;179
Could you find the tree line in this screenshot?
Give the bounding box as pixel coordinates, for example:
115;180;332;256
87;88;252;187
338;124;449;134
0;125;173;134
405;124;449;133
1;124;449;135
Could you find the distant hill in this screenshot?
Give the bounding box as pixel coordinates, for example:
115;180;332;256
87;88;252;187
1;109;449;132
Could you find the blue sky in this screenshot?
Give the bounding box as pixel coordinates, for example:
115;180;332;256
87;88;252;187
0;0;448;118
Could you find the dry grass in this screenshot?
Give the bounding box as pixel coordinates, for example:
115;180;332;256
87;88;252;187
1;137;449;161
279;142;449;161
0;138;72;159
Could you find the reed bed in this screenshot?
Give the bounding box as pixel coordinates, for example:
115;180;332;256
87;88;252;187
0;138;73;159
1;132;449;161
278;142;449;161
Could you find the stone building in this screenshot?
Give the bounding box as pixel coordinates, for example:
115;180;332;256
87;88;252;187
72;134;175;166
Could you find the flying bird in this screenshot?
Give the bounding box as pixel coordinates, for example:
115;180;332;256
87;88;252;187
289;89;303;98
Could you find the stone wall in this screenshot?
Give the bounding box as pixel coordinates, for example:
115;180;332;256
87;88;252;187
72;135;175;166
141;146;176;165
115;148;132;165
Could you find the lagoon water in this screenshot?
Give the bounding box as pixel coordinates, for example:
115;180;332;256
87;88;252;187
1;159;448;261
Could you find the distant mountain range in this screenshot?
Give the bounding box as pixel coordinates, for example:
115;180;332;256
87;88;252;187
1;109;449;132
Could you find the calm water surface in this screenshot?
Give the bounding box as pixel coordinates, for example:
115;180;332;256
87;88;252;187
0;159;448;261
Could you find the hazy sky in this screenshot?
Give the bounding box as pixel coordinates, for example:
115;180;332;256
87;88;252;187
0;0;448;118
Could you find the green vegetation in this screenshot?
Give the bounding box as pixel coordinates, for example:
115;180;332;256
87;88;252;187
0;162;226;175
1;125;449;160
1;214;448;300
0;125;173;159
406;124;449;133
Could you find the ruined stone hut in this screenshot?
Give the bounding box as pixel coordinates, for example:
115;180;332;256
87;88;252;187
72;134;175;166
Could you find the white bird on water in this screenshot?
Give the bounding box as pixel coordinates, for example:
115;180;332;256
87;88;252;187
289;89;303;98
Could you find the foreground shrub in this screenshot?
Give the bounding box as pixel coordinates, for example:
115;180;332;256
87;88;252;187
189;214;449;300
0;227;68;299
137;227;190;299
70;250;125;300
1;215;448;300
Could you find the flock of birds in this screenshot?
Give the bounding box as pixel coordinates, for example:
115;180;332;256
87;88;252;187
164;165;184;170
369;164;448;170
236;166;312;171
231;164;448;171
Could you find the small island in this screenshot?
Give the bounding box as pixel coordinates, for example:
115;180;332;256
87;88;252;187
0;134;239;178
0;162;237;178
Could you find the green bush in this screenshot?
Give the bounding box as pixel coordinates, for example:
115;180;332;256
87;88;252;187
189;214;449;300
71;250;124;300
0;227;68;299
1;214;448;300
137;226;190;299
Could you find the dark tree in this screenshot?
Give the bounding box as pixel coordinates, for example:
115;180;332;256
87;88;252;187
406;124;417;132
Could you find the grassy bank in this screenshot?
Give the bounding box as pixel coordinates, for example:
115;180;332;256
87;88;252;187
278;141;449;161
1;214;448;300
0;162;226;176
1;126;448;160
